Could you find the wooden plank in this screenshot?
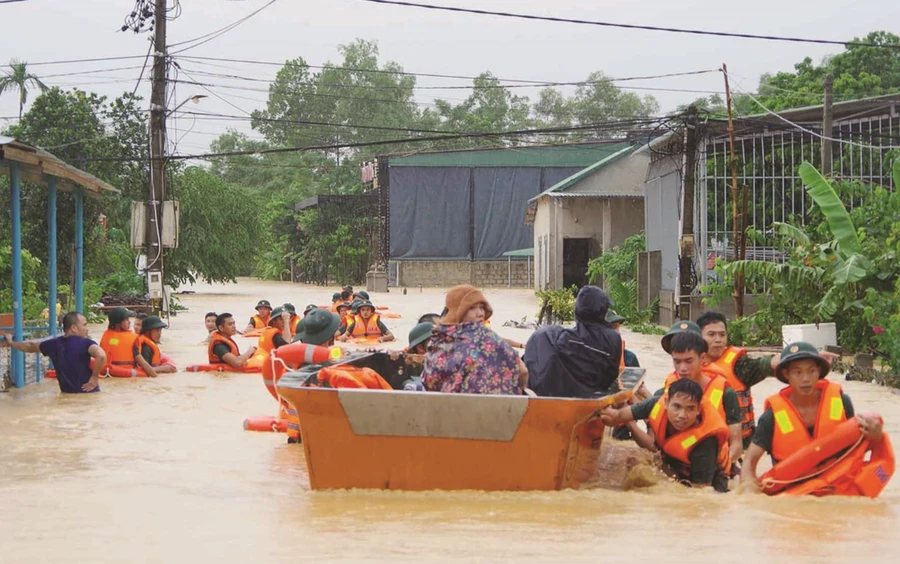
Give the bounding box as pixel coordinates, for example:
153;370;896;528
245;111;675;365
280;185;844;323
40;160;113;194
0;146;40;166
0;163;47;185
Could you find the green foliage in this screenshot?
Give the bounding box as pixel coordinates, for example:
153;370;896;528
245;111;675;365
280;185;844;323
586;232;657;324
536;286;577;323
293;208;373;285
164;167;265;286
705;160;900;357
0;59;48;119
0;246;46;319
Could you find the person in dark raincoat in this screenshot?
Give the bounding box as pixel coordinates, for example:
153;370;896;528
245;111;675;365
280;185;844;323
524;285;622;398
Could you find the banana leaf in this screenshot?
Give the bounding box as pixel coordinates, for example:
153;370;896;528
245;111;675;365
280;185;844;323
772;222;810;246
799;162;860;256
832;253;871;285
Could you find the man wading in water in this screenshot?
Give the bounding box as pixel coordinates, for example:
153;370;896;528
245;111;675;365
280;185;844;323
2;312;107;393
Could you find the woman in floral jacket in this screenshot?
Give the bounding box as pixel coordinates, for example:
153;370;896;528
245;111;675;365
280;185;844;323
422;285;528;395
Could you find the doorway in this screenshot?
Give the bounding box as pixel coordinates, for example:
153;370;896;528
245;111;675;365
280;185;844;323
563;238;591;289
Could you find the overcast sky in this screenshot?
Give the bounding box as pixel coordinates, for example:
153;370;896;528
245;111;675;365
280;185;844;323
0;0;896;157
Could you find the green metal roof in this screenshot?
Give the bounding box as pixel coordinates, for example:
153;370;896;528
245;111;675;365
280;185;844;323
387;142;631;168
501;247;534;257
527;144;639;203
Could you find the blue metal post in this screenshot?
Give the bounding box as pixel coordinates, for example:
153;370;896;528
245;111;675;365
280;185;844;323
48;177;58;335
74;188;84;314
10;162;24;388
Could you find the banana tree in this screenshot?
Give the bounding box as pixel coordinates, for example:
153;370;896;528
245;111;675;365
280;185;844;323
725;160;895;322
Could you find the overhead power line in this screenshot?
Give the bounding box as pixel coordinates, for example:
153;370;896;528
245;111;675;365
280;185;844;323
169;0;278;54
72;115;674;162
354;0;900;50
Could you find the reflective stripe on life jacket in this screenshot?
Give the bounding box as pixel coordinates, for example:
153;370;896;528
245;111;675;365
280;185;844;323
664;371;728;421
208;331;240;363
250;314;269;329
648;393;731;477
134;334;161;365
99;329;139;366
765;380;847;464
349;313;382;337
705;346;755;438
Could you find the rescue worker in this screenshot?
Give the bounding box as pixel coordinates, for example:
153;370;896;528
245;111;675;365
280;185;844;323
741;342;885;491
209;313;258;368
133;313;147;335
338;300;395;343
134;315;176;377
282;303;302;339
602;329;744;467
335;302;353;334
99;307;139;375
397;321;435;389
244;300;273;333
356;290;370;302
696;311;836;450
407;322;434;355
283;308;343;443
607;310;640;367
330;292;343;312
607;378;731;491
202;311;217;344
303;304;317;316
259;306;292;352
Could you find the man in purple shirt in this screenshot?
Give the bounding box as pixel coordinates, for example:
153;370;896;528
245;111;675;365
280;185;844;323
2;312;107;393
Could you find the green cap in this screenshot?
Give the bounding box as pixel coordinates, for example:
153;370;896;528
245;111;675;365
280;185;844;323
408;322;435;351
661;320;702;353
294;308;342;346
107;306;136;327
607;310;626;324
350;299;364;314
283;303;297;313
268;306;285;324
336;302;352;312
303;304;317;316
332;292;342;302
776;341;830;383
356;300;375;313
356;290;370;301
255;300;272;310
139;315;167;333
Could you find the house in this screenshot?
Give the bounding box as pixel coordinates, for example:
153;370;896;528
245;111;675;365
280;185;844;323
373;141;634;287
525;144;647;290
641;94;900;325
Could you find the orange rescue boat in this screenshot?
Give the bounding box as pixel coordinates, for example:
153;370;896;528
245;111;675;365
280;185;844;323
277;366;644;492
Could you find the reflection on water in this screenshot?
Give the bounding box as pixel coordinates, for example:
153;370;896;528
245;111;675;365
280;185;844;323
1;280;898;563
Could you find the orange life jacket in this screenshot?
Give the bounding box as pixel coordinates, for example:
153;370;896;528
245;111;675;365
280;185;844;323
287;315;302;339
649;393;731;478
663;371;728;421
620;338;626;368
258;326;283;353
134;334;161;365
208;331;240;363
765;380;847;463
99;329;139;367
250;314;270;329
318;366;393;390
331;300;342;313
349;313;383;337
704;346;754;439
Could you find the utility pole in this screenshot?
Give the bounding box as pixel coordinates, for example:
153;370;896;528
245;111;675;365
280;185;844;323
147;0;168;314
722;63;744;317
822;73;834;176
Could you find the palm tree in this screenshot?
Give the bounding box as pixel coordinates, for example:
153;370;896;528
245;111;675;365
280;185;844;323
0;59;48;120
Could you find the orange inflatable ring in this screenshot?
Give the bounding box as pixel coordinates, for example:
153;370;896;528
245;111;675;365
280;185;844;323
93;355;178;378
376;306;389;311
761;415;895;498
262;342;342;402
243;415;288;433
380;312;402;319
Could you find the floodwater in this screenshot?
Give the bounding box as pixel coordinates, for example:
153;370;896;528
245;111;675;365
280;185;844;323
1;278;898;563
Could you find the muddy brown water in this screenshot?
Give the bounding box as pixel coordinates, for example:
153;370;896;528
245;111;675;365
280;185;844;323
1;279;897;562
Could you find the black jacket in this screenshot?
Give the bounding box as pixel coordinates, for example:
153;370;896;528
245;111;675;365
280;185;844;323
524;286;622;398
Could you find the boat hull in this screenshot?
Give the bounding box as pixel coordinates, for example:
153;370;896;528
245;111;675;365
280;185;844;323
277;381;639;492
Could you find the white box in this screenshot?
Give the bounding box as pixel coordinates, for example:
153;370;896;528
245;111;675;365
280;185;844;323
781;323;838;350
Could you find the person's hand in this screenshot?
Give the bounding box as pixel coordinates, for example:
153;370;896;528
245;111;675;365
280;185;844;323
281;312;290;321
600;407;620;426
737;477;762;494
338;335;349;342
0;334;10;348
82;375;99;392
388;350;403;361
858;414;884;442
377;337;385;343
819;350;840;366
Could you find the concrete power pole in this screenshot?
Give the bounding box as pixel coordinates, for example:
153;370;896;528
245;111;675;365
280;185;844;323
147;0;168;313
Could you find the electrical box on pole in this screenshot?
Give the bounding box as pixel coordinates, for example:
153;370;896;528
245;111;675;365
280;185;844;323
131;201;180;249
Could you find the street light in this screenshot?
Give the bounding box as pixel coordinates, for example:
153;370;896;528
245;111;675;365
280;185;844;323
167;94;207;116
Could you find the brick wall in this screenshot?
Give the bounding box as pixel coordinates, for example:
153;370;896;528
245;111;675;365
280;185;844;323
395;260;532;288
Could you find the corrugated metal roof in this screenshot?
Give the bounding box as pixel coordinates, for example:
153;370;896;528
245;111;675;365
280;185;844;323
387;141;631;168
